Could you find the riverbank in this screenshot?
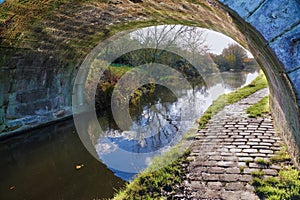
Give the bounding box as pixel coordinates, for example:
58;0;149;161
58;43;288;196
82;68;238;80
113;72;300;199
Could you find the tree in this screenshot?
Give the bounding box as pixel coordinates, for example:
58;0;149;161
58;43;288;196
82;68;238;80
222;44;247;71
212;44;248;71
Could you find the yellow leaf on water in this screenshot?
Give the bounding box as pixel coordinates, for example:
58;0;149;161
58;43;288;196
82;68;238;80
75;164;84;170
9;186;15;190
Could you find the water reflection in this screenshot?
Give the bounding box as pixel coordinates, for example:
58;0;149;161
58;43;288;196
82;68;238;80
95;70;259;180
0;120;125;200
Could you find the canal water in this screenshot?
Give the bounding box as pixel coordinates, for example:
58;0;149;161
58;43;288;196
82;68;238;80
0;70;258;200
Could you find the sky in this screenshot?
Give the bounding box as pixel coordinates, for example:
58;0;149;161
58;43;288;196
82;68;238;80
203;29;253;58
131;25;254;58
0;0;5;4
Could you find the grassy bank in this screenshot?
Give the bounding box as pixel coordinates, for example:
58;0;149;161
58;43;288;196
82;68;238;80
113;72;268;199
247;95;269;118
197;71;268;129
251;146;300;200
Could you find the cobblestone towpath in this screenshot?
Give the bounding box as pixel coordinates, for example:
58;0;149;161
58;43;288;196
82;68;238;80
176;88;283;199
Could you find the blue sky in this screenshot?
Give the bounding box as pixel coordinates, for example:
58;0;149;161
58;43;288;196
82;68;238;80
0;0;5;4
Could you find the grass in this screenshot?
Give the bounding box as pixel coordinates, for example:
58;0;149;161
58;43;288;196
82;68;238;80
197;71;268;129
239;166;245;173
113;148;190;200
253;167;300;200
252;170;264;178
245;159;251;166
270;145;291;163
255;158;270;167
252;146;300;200
247;95;269;118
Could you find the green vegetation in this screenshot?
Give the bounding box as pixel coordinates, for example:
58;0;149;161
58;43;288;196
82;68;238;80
197;71;268;129
252;170;264;178
270;145;291;163
255;158;270;167
113;148;190;200
239;166;245;173
252;146;300;200
247;95;270;118
245;159;251;166
253;167;300;200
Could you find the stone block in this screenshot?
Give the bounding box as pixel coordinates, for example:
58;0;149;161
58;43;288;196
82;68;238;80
270;24;300;71
239;175;252;182
207;182;223;190
202;173;220;181
247;0;300;41
243;149;258;153
16;89;48;104
288;68;300;102
207;167;225;174
219;174;239;182
225;167;240;174
241;191;257;200
219;0;265;18
225;182;244;191
217;161;235;167
263;169;278;176
0;108;5;124
259;149;274;154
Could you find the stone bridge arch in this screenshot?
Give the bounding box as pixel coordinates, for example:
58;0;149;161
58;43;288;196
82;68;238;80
0;0;299;163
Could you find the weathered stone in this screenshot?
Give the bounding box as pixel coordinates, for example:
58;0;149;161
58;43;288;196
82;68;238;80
241;191;257;200
217;161;235;167
250;153;267;157
263;169;278;176
249;138;261;142
202;173;219;181
203;189;221;199
221;191;242;200
247;142;259;146
259;149;274;154
190;181;205;189
243;149;258;153
252;145;271;149
244;168;259;174
238;145;251;149
225;167;240;174
245;183;255;192
239;175;253;182
236;153;249;157
238;157;254;162
207;181;223;190
199;161;218;167
219;174;239;182
230;148;242;153
225;182;244;191
249;163;265;168
259;142;273;146
207;167;225;174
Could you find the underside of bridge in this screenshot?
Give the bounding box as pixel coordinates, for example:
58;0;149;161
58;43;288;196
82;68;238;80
0;0;299;164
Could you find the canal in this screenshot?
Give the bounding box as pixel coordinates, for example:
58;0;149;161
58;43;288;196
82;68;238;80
0;70;258;200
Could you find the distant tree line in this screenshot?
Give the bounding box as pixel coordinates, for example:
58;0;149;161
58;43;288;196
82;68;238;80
210;44;257;72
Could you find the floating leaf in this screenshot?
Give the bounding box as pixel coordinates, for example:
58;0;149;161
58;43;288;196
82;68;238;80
9;186;15;190
75;164;84;170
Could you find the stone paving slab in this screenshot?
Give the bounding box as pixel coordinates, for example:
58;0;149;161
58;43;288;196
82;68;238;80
175;88;284;200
